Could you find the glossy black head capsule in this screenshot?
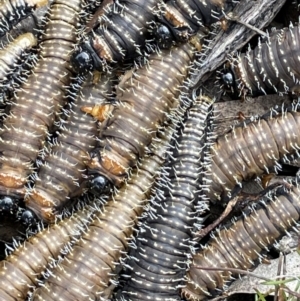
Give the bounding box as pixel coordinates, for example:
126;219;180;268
0;196;18;213
71;38;105;73
20;209;38;225
88;174;112;197
222;69;234;86
153;20;191;49
219;65;239;97
153;23;174;49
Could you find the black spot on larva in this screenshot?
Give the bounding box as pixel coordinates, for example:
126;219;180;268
183;184;300;300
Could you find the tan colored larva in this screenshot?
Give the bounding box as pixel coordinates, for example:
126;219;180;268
204;103;300;202
0;206;95;301
31;115;178;301
183;184;300;301
0;0;82;202
0;32;37;85
83;40;197;189
23;71;116;224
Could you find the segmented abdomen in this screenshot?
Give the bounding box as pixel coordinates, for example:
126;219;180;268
183;184;300;301
204;104;300;202
0;0;47;37
0;0;81;199
86;41;195;186
31;116;177;301
156;0;235;44
24;72;115;223
230;24;300;96
116;95;213;301
0;206;94;301
73;0;160;71
0;32;37;85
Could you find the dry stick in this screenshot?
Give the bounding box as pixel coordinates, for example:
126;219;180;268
194;182;284;240
224;12;268;37
194;196;239;240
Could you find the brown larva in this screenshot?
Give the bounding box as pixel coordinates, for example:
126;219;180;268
222;23;300;97
0;206;94;301
31;115;178;301
154;0;236;48
22;71;116;224
0;0;82;208
71;0;161;73
183;183;300;301
82;39;199;191
204;103;300;202
0;32;37;86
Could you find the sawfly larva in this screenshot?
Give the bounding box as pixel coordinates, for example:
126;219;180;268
154;0;236;48
71;0;160;72
0;0;82;209
183;184;300;300
22;72;115;224
82;39;199;191
204;103;300;202
116;95;214;301
0;206;94;301
222;23;300;97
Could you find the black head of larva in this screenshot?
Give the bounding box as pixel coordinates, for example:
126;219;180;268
221;69;235;87
20;209;37;225
71;39;104;73
153;23;174;49
219;65;239;96
0;196;17;213
88;174;111;196
153;18;191;48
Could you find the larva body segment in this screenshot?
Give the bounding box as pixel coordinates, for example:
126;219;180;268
72;0;160;72
85;42;196;188
0;0;47;37
0;0;82;200
155;0;236;47
31;116;177;301
204;104;300;202
0;206;94;301
24;72;115;224
182;184;300;301
116;95;214;301
0;32;37;87
226;24;300;96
